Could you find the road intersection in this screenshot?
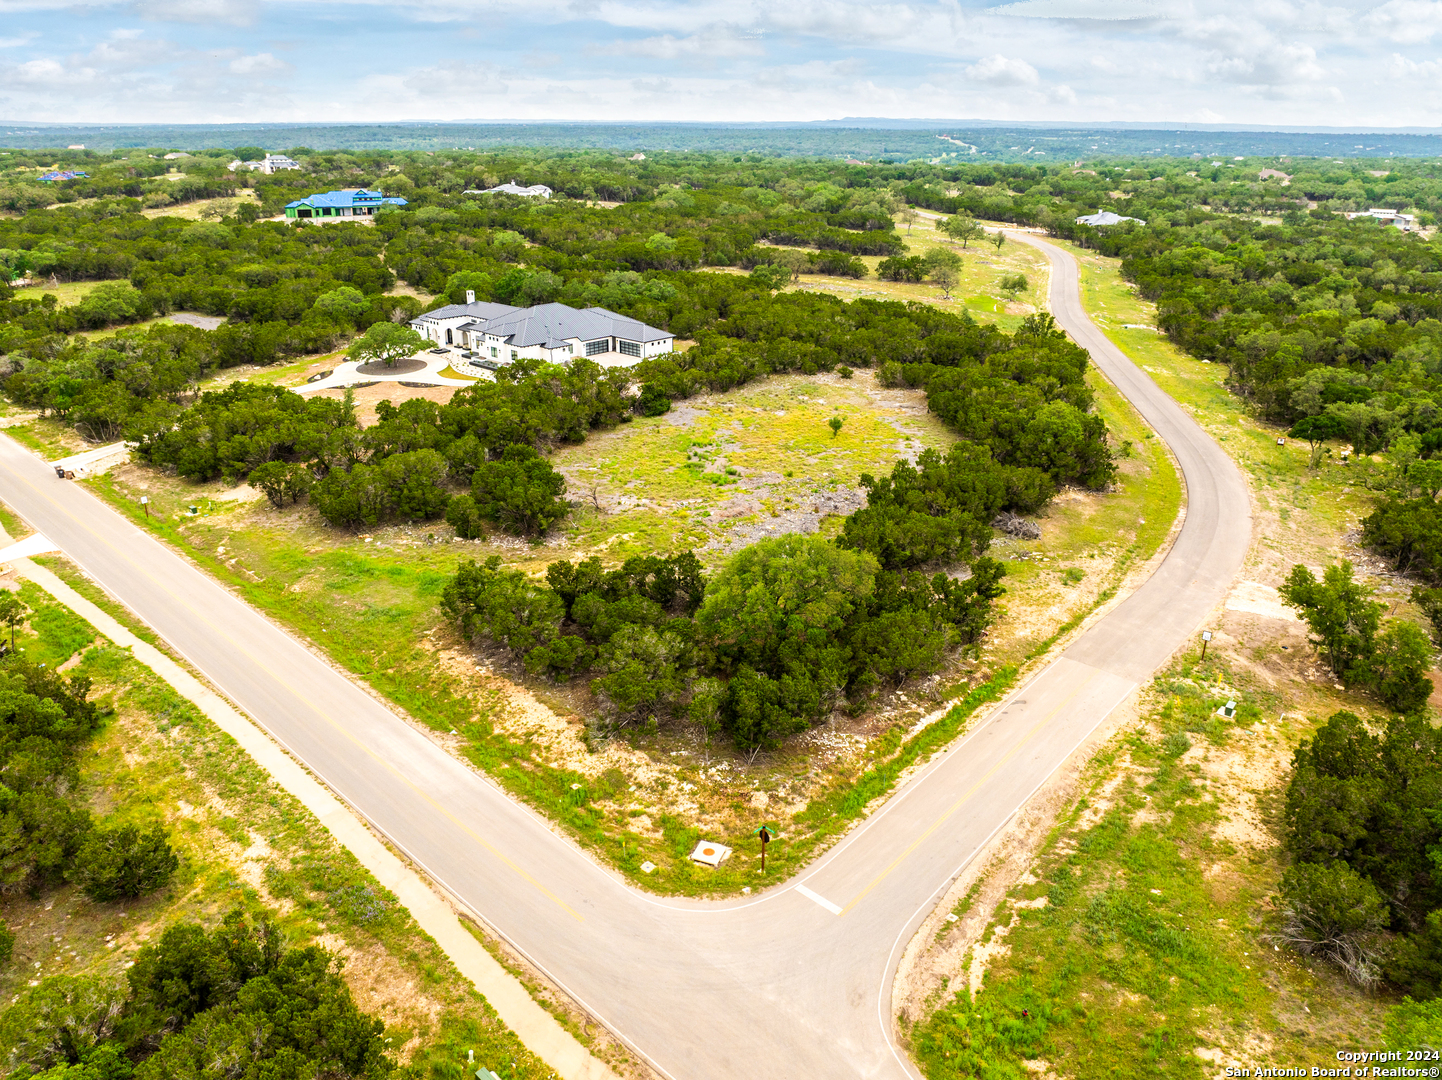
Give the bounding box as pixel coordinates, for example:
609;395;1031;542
0;234;1251;1079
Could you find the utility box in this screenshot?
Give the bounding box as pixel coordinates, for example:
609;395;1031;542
1217;700;1237;719
690;841;732;868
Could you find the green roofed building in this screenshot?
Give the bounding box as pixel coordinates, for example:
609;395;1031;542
283;189;408;220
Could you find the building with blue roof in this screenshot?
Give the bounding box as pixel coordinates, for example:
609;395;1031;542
283;189;407;221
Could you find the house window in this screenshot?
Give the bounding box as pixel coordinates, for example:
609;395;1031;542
585;339;609;356
617;340;641;358
510;351;518;361
490;347;498;358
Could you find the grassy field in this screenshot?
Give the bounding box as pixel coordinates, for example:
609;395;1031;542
11;279;104;305
745;215;1048;334
0;575;558;1080
909;654;1390;1080
138;188;261;221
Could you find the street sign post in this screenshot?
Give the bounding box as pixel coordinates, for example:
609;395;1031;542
1201;630;1212;660
755;825;774;872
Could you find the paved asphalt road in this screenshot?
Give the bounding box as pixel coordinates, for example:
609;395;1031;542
0;234;1250;1079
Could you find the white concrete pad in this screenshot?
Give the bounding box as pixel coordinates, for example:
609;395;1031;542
690;841;731;868
0;533;59;563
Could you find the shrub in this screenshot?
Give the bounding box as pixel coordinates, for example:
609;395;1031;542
0;975;127;1073
248;461;312;509
1276;861;1388;987
377;449;449;521
71;822;179;902
445;493;485;539
636;384;671;417
311;463;390;528
471;444;568;536
1384;996;1442;1050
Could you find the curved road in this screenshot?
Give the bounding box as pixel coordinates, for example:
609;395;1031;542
0;235;1250;1079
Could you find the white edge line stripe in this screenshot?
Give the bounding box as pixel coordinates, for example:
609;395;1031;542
795;884;842;916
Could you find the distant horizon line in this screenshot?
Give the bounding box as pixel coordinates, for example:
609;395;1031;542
3;117;1441;136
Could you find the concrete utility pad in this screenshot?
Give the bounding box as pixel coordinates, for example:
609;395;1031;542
690;841;732;868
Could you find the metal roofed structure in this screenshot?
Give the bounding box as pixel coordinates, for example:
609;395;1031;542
410;298;673;372
1075;209;1146;227
283;189;407;220
464;182;553;198
484;303;671;350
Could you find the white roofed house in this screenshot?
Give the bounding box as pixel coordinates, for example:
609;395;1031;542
1075;210;1146;227
1344;208;1418;231
409;295;673;374
463;182;553;198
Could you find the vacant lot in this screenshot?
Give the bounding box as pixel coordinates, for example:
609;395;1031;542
0;231;1178;899
8;323;1175;901
735;213;1050;333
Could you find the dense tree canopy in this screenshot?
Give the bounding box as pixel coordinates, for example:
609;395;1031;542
0;909;393;1079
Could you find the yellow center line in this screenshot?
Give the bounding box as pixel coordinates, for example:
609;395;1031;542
2;454;584;922
839;670;1098;916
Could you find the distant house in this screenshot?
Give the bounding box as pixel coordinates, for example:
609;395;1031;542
1075;210;1145;227
283;189;408;221
630;153;646;161
843;158;868;166
163;152;191;161
410;296;672;371
229;153;302;174
464;182;553;198
1258;168;1292;183
1344;207;1418;231
37;170;88;182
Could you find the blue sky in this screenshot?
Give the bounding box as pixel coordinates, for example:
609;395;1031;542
0;0;1439;127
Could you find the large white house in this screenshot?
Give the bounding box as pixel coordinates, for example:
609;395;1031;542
1344;207;1418;231
464;182;553;198
229;153;302;174
410;296;673;371
1075;210;1146;227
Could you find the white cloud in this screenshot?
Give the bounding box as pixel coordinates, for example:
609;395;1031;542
394;59;508;100
966;53;1040;85
229;51;287;74
608;24;764;60
1388;50;1442;77
1205;41;1325;86
1362;0;1442;43
987;0;1178;19
133;0;259;27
